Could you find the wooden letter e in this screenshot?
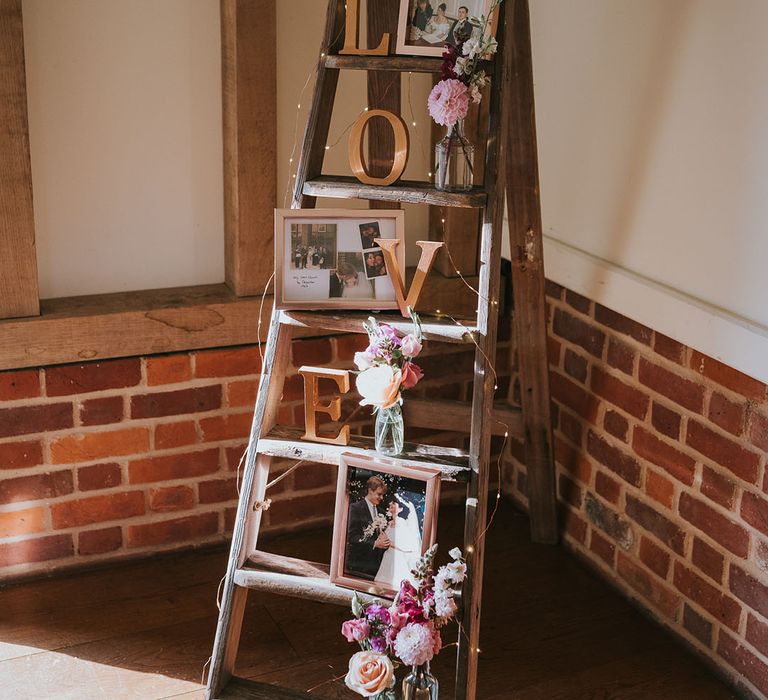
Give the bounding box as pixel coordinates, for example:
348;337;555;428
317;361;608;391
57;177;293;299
299;366;350;445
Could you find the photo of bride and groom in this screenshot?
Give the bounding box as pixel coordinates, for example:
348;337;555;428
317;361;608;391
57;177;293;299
332;458;441;596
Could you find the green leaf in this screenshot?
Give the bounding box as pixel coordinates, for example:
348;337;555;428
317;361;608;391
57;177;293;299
351;591;364;618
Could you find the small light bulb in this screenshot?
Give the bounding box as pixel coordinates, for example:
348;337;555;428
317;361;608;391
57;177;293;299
297;104;301;109
289;158;293;163
325;145;330;150
504;431;509;437
466;545;474;553
494;384;498;390
321;52;326;57
412;121;417;127
441;218;445;223
428;171;433;177
435;308;441;314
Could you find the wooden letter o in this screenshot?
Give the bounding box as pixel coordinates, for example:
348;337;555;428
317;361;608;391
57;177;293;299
348;109;409;186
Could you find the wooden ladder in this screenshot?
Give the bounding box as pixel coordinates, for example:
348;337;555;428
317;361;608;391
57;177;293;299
205;1;555;697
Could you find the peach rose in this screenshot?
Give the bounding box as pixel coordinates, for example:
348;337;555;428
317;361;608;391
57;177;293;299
344;651;394;697
356;365;402;409
400;362;423;390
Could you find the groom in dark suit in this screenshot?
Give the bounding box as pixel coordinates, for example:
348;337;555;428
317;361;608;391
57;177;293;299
345;476;391;580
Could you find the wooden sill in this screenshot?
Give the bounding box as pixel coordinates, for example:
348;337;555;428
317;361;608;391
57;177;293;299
0;271;481;371
0;284;273;371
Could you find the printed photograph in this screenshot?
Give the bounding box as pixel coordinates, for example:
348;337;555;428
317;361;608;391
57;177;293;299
359;222;381;251
329;252;373;299
290;223;336;271
331;455;440;598
364;250;388;279
345;469;426;586
396;0;495;56
275;208;405;311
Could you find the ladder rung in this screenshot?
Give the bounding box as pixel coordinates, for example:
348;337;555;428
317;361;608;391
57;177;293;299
258;426;471;480
235;551;387;606
213;675;310;699
404;398;524;438
303;175;487;208
280;309;478;344
324;54;496;76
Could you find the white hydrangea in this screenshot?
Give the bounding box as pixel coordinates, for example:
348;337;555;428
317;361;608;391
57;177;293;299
434;592;458;619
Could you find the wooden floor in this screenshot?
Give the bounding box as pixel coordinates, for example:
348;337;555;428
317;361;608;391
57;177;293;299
0;502;739;699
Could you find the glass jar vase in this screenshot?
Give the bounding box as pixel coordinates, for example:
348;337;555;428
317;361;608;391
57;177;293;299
402;661;439;699
374;404;404;456
434;118;474;192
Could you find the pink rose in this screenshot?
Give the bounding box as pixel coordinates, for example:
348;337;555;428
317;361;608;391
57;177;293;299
400;362;423;390
356;365;402;409
428;79;470;127
345;651;394;697
342;618;370;643
400;334;422;358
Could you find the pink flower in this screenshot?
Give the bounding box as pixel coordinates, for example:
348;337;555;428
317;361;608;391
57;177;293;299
428;79;470;127
400;362;423;390
432;629;443;655
342;618;370;643
394;622;437;666
356;365;402;409
345;651;394;697
400;334;422;358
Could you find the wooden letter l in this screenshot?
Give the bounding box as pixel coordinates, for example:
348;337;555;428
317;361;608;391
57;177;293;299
298;366;350;445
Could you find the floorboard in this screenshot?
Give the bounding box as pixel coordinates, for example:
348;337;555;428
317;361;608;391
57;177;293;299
0;503;738;699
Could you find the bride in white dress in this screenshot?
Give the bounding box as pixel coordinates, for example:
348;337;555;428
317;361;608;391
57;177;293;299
375;494;422;587
417;3;450;44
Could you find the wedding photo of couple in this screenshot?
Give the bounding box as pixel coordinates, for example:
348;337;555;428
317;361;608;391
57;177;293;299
345;475;424;587
397;0;494;56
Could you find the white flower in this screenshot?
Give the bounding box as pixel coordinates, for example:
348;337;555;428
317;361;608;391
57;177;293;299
353;351;376;371
394;623;436;666
454;56;470;76
400;334;422;358
446;560;467;583
483;36;498;55
449;547;463;560
433;569;451;592
470;83;482;104
462;37;480;58
434;593;458;619
422;598;433;617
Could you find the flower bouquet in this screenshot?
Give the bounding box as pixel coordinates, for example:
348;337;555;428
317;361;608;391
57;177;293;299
428;0;503;191
354;311;424;455
342;545;466;699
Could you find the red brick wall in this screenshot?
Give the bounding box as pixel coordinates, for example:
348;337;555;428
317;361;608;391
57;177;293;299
0;333;474;583
0;339;365;580
504;281;768;699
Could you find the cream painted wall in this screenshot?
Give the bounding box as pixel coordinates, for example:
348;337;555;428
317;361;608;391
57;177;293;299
527;0;768;380
23;0;224;299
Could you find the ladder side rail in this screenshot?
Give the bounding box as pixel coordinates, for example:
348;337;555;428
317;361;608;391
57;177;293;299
292;0;343;209
456;2;514;697
205;312;293;698
505;0;558;544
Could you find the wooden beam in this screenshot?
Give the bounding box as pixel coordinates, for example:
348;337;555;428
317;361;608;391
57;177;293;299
0;284;273;370
221;0;277;297
366;0;400;211
505;0;558;545
0;0;40;319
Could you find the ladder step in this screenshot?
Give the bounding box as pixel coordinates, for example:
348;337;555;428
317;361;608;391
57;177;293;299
213;675;310;699
259;426;471;480
404;399;524;438
235;551;387;606
280;309;477;344
303;175;487;208
324;54;495;76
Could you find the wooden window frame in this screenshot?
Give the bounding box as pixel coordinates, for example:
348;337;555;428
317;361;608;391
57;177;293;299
0;0;276;371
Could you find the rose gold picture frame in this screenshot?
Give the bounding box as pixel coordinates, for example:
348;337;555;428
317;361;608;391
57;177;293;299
395;0;498;57
330;453;441;599
274;208;406;310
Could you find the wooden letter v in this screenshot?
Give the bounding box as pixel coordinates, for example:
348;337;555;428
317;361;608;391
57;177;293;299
375;239;444;317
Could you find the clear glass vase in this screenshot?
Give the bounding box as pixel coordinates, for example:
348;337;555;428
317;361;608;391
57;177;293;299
434;118;474;192
374;404;404;456
402;661;439;699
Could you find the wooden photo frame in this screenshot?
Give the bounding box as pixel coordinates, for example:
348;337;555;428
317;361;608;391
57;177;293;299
330;454;441;599
396;0;498;57
275;209;406;310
